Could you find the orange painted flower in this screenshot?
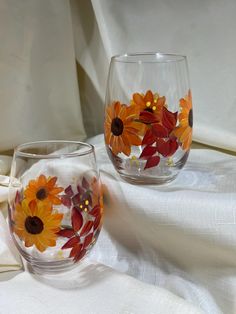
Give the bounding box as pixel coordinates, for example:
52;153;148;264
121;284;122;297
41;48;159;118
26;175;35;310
24;175;63;207
104;101;142;156
131;90;166;121
172;90;193;150
14;200;63;252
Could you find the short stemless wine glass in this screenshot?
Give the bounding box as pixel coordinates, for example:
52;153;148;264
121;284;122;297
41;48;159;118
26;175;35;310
104;52;193;184
8;141;103;274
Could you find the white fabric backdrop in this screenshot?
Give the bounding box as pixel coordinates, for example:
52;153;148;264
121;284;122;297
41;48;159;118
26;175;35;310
0;0;85;151
72;0;236;152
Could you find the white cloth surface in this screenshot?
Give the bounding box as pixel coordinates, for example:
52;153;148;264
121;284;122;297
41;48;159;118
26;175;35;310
0;260;203;314
0;0;85;150
0;207;22;272
0;140;203;314
72;0;236;152
87;135;236;314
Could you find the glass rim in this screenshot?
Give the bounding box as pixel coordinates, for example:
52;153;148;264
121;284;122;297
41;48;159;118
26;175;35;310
14;140;94;159
111;52;187;63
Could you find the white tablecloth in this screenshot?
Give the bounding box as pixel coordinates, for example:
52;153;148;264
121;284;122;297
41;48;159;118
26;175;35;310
1;135;236;313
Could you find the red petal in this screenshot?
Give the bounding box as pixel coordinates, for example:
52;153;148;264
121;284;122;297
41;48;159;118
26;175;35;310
62;236;80;249
94;214;102;231
139;145;157;159
57;229;75;238
72;193;81;206
82;177;90;190
162;107;178;132
80;221;94;236
69;243;82;258
15;191;21;204
144;156;160;169
90;204;100;217
65;185;74;197
152;124;168;138
74;249;87;262
72;207;83;232
168;138;179;156
83;233;94;249
139;111;159;124
77;185;85;194
157;138;178;157
142;128;156;145
61;195;72;208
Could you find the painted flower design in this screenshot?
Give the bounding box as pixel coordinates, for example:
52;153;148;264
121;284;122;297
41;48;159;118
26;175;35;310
104;101;142;156
13;199;63;252
139;106;179;169
131;90;166;122
58;177;102;262
171;90;193;151
24;174;63;207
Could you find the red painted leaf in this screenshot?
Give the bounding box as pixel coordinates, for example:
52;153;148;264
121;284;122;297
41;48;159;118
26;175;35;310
72;193;81;206
75;249;87;262
72;207;83;232
61;195;72;208
139;111;159;124
139;145;157;159
82;177;90;190
152;124;168;138
90;204;100;217
80;221;94;236
94;214;102;231
62;236;80;249
162;107;178;132
157;138;178;157
83;233;94;248
69;243;82;258
57;229;75;238
65;185;74;197
142;128;156;145
144;156;160;170
15;191;21;204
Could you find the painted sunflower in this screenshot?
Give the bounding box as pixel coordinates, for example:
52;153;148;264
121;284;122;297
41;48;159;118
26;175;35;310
14;200;63;252
24;174;63;207
172;90;193;151
131;90;166;121
104;101;142;156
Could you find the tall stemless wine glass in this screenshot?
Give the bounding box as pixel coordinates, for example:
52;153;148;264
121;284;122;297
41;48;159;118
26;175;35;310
8;141;103;274
104;52;193;184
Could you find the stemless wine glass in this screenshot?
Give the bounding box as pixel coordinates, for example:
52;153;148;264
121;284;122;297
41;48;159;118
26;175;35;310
8;141;103;274
104;52;193;184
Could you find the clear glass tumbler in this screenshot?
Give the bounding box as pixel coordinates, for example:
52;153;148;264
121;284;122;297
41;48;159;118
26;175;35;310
8;141;103;274
104;53;193;184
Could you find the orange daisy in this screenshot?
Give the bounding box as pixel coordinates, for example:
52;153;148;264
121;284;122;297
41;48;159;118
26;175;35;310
131;90;166;121
172;90;193;151
24;174;63;207
104;101;142;156
14;200;63;252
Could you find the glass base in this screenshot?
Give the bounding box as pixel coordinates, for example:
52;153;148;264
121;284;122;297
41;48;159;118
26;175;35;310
119;172;178;185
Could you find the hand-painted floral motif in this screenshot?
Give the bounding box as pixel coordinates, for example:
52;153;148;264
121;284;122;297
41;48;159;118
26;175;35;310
171;90;193;151
24;174;63;207
58;177;102;262
104;101;142;156
104;89;193;169
11;174;102;263
13;199;63;252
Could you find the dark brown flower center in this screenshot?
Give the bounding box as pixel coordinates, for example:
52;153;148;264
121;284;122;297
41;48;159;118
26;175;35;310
144;107;154;113
188;109;193;128
111;117;124;136
36;188;47;200
25;216;44;234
